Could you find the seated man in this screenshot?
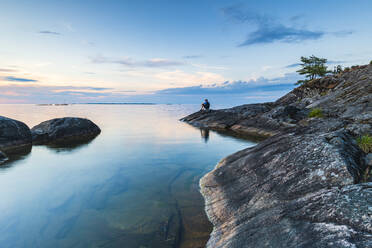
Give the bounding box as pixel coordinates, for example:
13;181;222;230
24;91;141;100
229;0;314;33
201;99;210;111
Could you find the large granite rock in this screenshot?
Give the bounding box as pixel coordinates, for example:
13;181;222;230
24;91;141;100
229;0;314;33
201;126;371;248
31;117;101;145
0;116;32;153
182;64;372;247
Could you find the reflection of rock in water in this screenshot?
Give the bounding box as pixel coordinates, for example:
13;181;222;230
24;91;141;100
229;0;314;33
0;151;8;164
0;145;32;167
200;129;209;143
45;138;96;153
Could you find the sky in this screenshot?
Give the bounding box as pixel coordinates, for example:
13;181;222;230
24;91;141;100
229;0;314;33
0;0;371;104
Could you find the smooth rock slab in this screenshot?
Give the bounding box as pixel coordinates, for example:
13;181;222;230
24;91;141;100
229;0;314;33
31;117;101;145
200;129;371;248
0;116;32;152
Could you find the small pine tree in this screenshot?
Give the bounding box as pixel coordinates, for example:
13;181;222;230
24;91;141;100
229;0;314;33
296;55;330;85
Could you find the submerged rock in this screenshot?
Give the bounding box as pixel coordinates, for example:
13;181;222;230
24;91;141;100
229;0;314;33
31;117;101;145
182;64;372;247
0;116;32;153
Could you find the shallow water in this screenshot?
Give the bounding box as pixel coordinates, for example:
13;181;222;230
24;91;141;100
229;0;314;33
0;104;255;248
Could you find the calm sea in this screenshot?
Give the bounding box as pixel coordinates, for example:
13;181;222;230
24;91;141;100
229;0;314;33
0;104;255;248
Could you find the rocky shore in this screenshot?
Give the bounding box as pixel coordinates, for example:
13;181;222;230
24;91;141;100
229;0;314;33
182;64;372;247
0;116;100;164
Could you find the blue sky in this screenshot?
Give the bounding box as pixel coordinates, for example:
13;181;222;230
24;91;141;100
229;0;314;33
0;0;371;104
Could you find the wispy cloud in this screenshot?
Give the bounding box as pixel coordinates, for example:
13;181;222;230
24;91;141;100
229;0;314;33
52;86;113;92
2;76;38;82
327;60;347;64
240;26;324;46
144;58;184;67
0;68;17;72
285;63;301;68
332;30;354;37
91;55;133;66
39;30;61;35
154;70;225;85
222;5;352;46
183;55;203;59
90;55;185;68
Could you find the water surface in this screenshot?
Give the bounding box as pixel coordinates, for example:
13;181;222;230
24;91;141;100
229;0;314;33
0;104;255;248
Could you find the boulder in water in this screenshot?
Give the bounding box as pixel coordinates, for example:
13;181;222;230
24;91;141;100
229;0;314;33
31;117;101;145
0;116;32;153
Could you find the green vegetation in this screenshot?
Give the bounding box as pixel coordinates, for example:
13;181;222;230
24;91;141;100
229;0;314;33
370;60;372;65
357;134;372;153
296;55;330;85
308;108;323;118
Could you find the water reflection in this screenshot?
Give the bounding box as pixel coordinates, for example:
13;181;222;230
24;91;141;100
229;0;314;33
0;145;32;169
200;129;210;143
0;104;255;248
44;137;97;153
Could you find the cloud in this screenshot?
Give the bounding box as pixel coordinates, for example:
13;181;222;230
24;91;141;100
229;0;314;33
157;73;300;95
290;15;302;22
183;55;203;59
327;60;347;64
332;30;354;37
39;30;61;35
90;55;133;66
286;63;301;68
239;25;324;46
90;55;185;68
144;58;184;67
0;68;17;72
2;76;38;82
52;86;113;92
154;70;225;86
222;5;352;46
